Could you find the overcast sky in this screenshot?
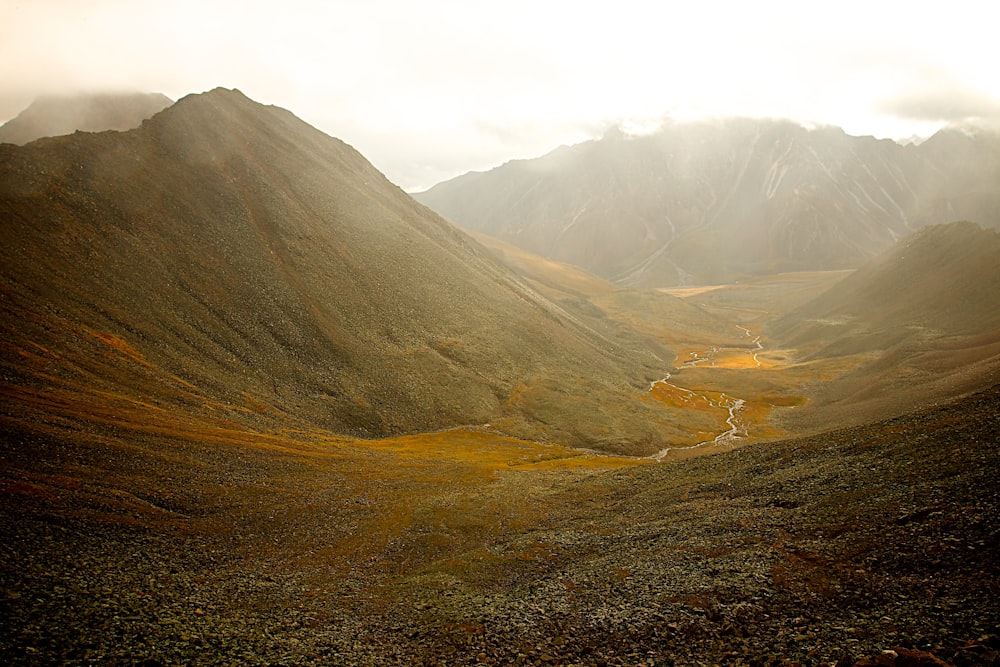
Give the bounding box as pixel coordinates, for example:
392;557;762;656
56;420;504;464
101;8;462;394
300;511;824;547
2;0;998;190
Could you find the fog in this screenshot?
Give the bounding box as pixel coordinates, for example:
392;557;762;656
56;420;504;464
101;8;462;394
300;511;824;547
2;0;997;190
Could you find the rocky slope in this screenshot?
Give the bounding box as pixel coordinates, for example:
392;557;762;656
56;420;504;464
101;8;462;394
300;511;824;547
416;120;1000;286
0;92;172;145
0;87;681;452
2;377;996;665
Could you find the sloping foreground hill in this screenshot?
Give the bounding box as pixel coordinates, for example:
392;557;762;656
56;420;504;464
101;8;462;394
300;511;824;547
768;221;1000;432
0;87;684;453
775;221;1000;346
416;119;1000;287
1;371;996;664
0;92;173;145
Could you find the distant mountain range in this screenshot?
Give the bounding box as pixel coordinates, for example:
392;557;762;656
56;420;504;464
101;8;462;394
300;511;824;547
0;92;172;145
416;119;1000;286
0;88;689;453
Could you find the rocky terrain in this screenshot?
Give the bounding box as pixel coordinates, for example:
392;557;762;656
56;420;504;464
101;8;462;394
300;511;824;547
1;382;996;665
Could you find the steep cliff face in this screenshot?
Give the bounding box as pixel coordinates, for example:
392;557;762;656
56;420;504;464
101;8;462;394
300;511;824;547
0;88;681;452
417;120;1000;286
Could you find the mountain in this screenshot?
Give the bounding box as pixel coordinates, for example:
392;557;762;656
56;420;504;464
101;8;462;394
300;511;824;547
0;92;172;145
415;119;1000;287
768;220;1000;431
2;90;998;666
0;87;697;454
775;221;1000;349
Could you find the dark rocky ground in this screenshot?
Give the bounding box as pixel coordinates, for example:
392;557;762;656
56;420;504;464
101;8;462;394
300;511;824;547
2;384;998;665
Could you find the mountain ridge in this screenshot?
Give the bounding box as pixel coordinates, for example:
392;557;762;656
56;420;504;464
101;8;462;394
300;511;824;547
416;118;1000;286
0;87;691;453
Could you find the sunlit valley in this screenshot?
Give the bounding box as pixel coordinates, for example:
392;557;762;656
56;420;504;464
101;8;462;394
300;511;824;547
1;90;998;665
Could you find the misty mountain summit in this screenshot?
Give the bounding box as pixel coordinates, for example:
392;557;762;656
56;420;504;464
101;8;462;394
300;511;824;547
416;118;1000;287
0;91;173;145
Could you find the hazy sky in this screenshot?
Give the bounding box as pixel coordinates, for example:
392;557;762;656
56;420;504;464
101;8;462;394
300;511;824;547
2;0;998;190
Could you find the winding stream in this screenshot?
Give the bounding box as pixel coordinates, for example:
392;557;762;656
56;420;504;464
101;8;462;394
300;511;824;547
647;326;760;461
738;326;764;367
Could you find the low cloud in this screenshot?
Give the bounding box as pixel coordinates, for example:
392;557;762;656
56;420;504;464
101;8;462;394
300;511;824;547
880;84;1000;126
5;1;999;185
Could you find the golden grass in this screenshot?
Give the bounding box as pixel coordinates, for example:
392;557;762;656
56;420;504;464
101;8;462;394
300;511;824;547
361;429;647;472
658;285;727;298
2;381;648;588
648;381;718;411
3;377;643;475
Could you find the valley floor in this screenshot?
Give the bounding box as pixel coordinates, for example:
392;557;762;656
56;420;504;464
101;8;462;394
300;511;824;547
2;384;998;665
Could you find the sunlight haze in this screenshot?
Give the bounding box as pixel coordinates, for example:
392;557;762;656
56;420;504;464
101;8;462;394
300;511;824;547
1;0;997;190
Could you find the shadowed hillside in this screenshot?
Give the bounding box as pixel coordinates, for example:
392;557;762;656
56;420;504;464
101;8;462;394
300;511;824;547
0;92;173;145
416;120;1000;287
768;221;1000;431
0;88;689;453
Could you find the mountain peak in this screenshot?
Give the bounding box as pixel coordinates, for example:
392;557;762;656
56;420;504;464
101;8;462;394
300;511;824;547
174;87;251;107
0;88;678;453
